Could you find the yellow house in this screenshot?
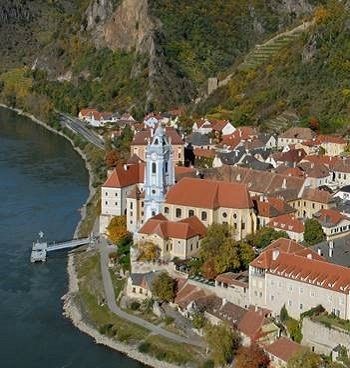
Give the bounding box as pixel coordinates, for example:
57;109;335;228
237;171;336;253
136;214;207;260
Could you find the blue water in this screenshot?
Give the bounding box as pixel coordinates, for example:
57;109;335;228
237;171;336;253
0;107;142;368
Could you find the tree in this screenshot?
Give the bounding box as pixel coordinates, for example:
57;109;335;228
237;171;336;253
105;149;120;168
200;224;254;276
304;219;325;246
246;227;289;249
137;241;160;261
280;304;289;323
106;216;130;244
151;272;175;302
204;322;240;367
238;241;256;268
235;344;270;368
287;350;322;368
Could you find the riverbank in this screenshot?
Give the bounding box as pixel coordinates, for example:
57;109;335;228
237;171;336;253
0;104;96;238
0;104;185;368
63;256;182;368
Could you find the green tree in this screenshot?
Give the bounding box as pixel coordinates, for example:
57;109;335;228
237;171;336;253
246;227;289;249
304;219;325;246
200;223;254;276
280;304;289;323
204;322;240;367
287;350;322;368
151;272;175;302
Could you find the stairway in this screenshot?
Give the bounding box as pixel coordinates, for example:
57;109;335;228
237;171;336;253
238;21;312;72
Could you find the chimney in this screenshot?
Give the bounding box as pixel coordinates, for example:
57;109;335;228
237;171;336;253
272;250;280;261
150;128;154;137
317;247;322;256
329;240;334;258
107;169;114;178
123;164;128;171
282;178;287;189
307;253;313;259
222;298;227;307
298;151;302;157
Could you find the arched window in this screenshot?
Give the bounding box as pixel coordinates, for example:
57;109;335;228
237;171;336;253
152;162;156;174
165;161;168;173
154;138;159;145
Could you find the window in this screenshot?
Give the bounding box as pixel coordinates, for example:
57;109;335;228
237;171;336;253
152;162;156;174
288;300;292;306
165;161;168;173
201;211;207;221
152;189;156;194
190;244;193;251
233;213;237;219
105;201;108;205
115;192;118;197
152;211;156;216
299;287;303;294
189;210;194;217
270;295;274;301
234;223;237;230
176;208;182;218
242;222;245;230
105;192;108;196
300;304;303;310
115;202;118;206
130;202;133;209
130;211;133;217
222;212;227;218
259;292;262;297
164;207;169;214
141;202;144;208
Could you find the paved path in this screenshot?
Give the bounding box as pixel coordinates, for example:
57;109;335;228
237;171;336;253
97;239;205;348
59;112;105;150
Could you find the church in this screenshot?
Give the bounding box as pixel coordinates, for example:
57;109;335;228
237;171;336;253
100;125;257;259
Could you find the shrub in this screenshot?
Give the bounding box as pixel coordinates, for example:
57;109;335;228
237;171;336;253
130;301;141;311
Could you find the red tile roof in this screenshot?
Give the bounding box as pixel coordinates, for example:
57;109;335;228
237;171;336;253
206;166;305;198
194;148;216;158
166;177;253;209
138;215;207;240
314;208;348;226
250;238;323;270
103;164;144;188
215;271;249;288
132;127;184;145
301;188;333;204
267;214;304;233
175;283;208;309
253;196;296;218
272;148;306;164
318;135;347;145
251;238;350;294
265;337;302;363
238;307;270;341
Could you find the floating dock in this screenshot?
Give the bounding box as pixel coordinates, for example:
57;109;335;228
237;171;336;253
30;232;93;263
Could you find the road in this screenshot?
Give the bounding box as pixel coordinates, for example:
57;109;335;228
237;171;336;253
59;112;105;150
97;238;205;348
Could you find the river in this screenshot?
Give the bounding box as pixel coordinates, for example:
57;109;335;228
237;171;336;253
0;107;143;368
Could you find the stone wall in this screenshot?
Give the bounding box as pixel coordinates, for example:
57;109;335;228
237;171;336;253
302;317;350;355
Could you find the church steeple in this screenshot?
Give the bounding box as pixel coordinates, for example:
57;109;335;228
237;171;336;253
144;125;175;221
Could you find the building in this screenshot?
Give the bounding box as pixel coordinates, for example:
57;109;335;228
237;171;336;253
126;271;162;301
293;187;336;219
78;108;116;127
163;177;257;240
237;306;279;347
99;164;144;234
131;127;184;163
264;337;303;368
278;127;316;148
313;208;350;240
192;118;235;136
136;214;207;260
249;238;350;320
334;185;350;201
253;196;296;229
267;214;304;242
143;125;175;221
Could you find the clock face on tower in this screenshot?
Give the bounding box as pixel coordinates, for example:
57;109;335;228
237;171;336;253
151;152;157;161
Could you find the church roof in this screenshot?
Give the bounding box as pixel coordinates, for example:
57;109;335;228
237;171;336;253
138;215;206;240
165;177;253;209
132;127;184;146
103;164;144;188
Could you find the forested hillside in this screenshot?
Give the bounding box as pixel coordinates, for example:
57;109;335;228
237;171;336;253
196;1;350;134
1;0;347;132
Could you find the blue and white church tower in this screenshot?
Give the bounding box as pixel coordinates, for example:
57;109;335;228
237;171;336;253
144;125;175;221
